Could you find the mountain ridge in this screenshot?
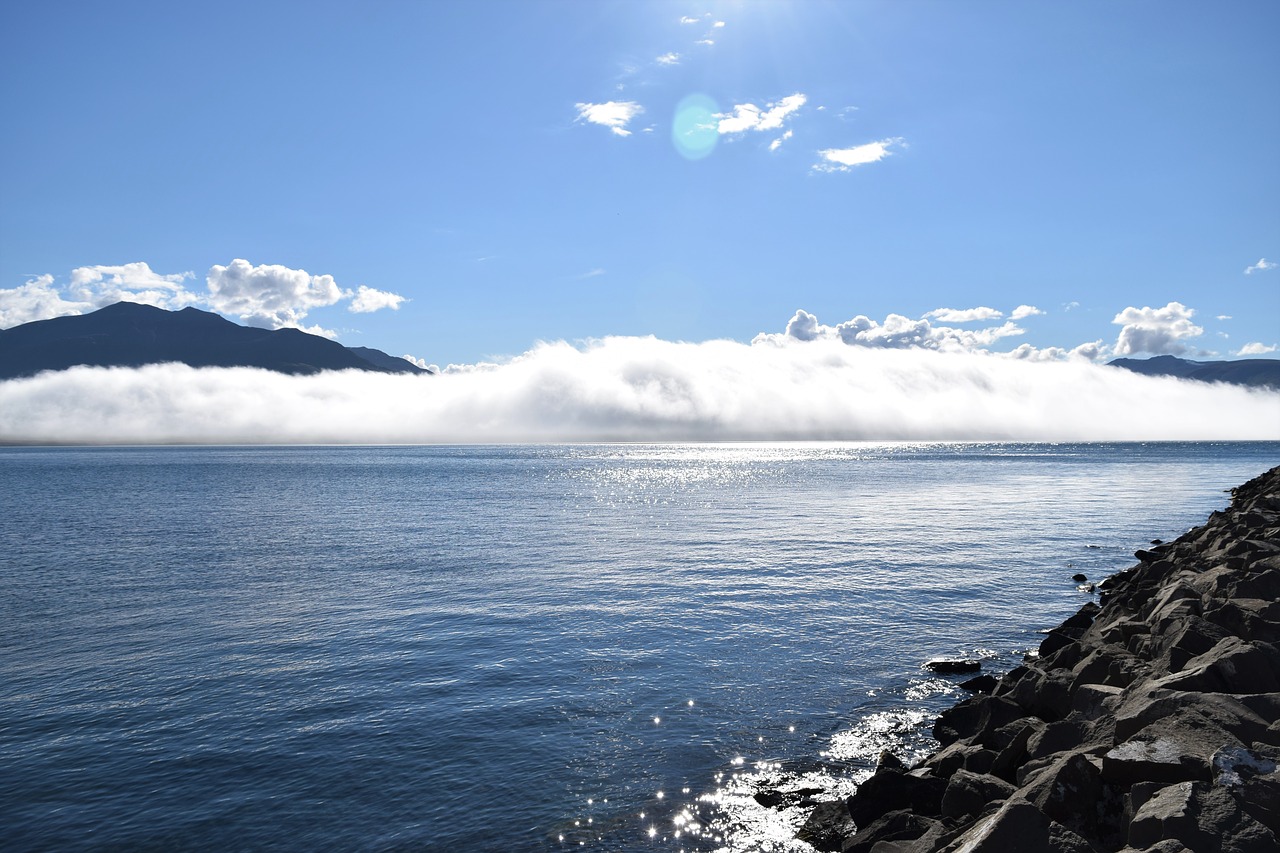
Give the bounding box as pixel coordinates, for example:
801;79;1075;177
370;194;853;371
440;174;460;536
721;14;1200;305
0;302;431;380
1107;354;1280;389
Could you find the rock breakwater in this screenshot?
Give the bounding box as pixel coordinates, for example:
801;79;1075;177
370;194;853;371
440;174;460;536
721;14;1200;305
799;465;1280;852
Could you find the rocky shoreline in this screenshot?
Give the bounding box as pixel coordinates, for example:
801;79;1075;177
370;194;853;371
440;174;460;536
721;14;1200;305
796;465;1280;852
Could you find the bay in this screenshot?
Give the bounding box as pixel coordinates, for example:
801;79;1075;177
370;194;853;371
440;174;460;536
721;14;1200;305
1;442;1275;851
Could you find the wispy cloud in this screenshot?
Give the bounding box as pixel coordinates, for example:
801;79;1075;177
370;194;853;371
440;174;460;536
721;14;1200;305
769;130;793;152
3;339;1274;444
679;15;699;25
814;137;905;172
1111;301;1204;356
717;94;806;135
577;268;606;280
1237;342;1277;356
1244;258;1276;275
574;101;644;137
655;52;681;66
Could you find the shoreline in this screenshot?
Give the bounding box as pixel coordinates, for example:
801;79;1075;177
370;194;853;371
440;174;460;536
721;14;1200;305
795;465;1280;852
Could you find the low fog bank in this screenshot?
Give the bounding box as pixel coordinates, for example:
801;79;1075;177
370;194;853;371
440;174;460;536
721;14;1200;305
2;336;1277;444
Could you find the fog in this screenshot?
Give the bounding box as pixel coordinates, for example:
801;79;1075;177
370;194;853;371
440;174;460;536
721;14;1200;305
1;336;1277;444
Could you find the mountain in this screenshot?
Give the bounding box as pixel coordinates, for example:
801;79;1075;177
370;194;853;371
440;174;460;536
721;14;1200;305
346;346;427;374
0;302;431;380
1107;354;1280;389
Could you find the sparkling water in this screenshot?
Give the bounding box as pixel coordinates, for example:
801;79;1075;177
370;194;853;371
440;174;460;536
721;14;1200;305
2;442;1275;851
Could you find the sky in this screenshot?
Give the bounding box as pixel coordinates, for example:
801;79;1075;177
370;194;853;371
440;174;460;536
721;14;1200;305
1;1;1278;442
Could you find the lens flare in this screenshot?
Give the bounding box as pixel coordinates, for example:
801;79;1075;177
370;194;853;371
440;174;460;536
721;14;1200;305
672;94;719;160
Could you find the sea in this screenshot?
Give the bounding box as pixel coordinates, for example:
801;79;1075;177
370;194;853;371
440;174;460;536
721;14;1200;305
1;442;1276;852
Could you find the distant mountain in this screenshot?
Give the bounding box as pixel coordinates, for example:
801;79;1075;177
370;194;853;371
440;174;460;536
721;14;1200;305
0;302;432;380
346;346;427;374
1108;354;1280;389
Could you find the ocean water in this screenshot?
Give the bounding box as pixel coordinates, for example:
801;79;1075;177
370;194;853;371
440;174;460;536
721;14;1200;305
1;442;1276;851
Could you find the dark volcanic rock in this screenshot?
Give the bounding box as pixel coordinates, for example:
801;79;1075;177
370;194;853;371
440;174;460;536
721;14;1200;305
797;465;1280;852
924;658;982;674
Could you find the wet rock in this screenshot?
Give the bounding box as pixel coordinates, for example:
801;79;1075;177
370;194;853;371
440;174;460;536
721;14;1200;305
796;799;855;852
958;674;998;694
924;659;982;674
1072;572;1088;582
845;766;945;829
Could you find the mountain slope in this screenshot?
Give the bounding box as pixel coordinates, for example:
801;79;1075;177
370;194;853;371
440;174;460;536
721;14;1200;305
0;302;430;379
1107;354;1280;389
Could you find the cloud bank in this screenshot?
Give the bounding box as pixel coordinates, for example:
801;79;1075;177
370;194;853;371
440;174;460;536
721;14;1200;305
2;336;1276;444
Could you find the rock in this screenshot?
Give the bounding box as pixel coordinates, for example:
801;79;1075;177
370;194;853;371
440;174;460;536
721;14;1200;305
958;674;998;694
1072;572;1088;582
796;799;855;852
1152;637;1280;694
940;769;1016;821
839;809;945;853
846;766;945;828
925;659;982;674
940;800;1093;852
1126;781;1278;852
1103;737;1211;786
795;466;1280;853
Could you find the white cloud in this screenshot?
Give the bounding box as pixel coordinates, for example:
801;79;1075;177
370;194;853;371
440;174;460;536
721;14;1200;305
768;308;1025;353
348;285;407;314
0;275;93;328
1244;258;1276;275
1010;305;1044;320
769;130;793;152
784;309;821;341
656;52;680;66
1;263;202;328
68;262;201;311
1111;301;1204;356
1237;342;1277;356
1217;315;1232;321
4;260;401;337
206;258;344;332
814;137;905;172
924;307;1003;323
696;38;714;46
679;16;699;24
713;20;725;28
3;340;1275;444
1063;301;1080;311
717;93;806;135
575;101;644;137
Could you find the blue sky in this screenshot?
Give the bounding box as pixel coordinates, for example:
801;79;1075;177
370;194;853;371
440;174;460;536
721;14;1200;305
2;0;1277;368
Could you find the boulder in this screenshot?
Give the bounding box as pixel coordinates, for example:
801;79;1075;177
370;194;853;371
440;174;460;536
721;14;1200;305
838;809;945;853
846;766;945;828
796;799;855;852
940;769;1016;821
939;800;1094;852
